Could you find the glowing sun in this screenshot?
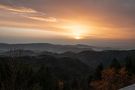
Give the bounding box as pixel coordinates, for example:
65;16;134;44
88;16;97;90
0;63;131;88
62;24;88;40
75;36;81;40
69;25;87;40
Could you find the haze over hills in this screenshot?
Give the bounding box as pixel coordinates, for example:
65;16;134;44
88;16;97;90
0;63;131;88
0;45;134;69
0;43;112;53
0;43;135;69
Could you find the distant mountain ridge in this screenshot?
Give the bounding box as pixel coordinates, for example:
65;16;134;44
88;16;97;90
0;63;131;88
0;43;112;53
0;43;135;70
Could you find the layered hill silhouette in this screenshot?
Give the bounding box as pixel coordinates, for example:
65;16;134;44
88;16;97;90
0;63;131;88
0;43;111;53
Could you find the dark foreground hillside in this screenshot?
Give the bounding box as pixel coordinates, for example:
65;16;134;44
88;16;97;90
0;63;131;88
0;50;135;90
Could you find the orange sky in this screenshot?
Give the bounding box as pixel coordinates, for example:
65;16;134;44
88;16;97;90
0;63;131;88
0;0;135;49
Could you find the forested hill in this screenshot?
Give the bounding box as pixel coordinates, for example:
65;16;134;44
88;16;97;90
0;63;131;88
0;49;135;68
0;50;135;90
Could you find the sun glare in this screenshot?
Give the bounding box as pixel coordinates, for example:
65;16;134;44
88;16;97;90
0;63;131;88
75;36;81;40
62;24;88;40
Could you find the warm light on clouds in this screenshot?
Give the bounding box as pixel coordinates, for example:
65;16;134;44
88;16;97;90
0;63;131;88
27;16;57;22
0;4;37;13
0;27;66;39
0;0;135;48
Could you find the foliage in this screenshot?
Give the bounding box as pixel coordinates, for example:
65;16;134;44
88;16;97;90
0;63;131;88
0;54;135;90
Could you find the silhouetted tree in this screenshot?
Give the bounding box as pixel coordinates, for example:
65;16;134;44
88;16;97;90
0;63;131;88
71;78;80;90
110;58;121;70
125;56;134;75
37;66;55;90
93;63;103;80
87;75;93;90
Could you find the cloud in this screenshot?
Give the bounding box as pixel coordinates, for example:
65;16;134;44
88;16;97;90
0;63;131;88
0;4;37;13
27;16;57;22
0;4;57;23
0;0;135;32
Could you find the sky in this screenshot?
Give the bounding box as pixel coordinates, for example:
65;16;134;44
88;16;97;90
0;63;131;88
0;0;135;49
